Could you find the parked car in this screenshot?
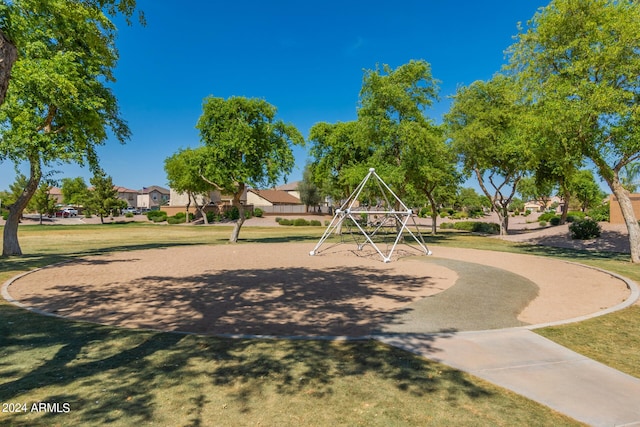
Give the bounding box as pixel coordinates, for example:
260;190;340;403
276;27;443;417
62;208;78;217
122;207;141;215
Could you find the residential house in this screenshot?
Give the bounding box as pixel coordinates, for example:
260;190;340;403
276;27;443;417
167;187;246;217
114;186;139;208
246;189;305;214
274;181;301;200
137;186;170;210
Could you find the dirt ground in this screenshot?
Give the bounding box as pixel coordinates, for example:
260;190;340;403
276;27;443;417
4;235;633;337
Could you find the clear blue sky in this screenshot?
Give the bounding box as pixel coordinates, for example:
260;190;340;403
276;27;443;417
0;0;551;192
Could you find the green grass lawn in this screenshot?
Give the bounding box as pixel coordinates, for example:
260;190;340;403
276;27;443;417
2;222;637;426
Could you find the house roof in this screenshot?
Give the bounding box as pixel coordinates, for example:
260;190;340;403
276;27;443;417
140;185;170;195
114;186;139;194
274;181;300;192
249;189;301;205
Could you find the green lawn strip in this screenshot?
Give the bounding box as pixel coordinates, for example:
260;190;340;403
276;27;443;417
1;223;633;425
0;302;580;426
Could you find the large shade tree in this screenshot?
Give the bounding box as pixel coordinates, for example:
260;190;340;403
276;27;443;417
508;0;640;261
445;74;534;235
0;0;141;106
196;96;304;243
0;0;138;256
358;60;441;201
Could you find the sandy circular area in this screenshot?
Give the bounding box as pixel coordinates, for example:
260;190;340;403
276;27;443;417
4;242;633;337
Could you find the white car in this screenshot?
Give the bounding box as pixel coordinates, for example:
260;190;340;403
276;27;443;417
62;208;78;217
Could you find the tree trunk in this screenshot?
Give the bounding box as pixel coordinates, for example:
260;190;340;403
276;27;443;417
0;30;17;106
3;158;42;257
610;181;640;263
494;204;509;236
427;194;438;235
560;186;570;224
229;183;246;243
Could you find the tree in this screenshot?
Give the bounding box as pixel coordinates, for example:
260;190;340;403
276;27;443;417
0;0;132;256
401;123;462;234
508;0;640;262
0;0;142;107
308;121;371;207
61;177;89;206
164;147;215;223
196;96;304;243
620;162;640;193
87;169;121;223
33;182;57;224
568;169;605;213
358;60;441;202
445;74;533;235
298;164;322;213
517;176;556;213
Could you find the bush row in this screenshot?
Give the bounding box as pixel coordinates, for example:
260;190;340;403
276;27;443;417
440;221;500;234
277;218;322;226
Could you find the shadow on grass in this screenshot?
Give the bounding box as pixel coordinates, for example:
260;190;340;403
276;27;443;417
0;301;490;425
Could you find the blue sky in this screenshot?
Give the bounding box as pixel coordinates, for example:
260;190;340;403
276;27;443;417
0;0;551;192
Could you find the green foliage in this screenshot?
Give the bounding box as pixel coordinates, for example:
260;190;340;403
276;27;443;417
588;202;610;222
549;216;561;226
224;206;239;221
566;211;586;223
87;169;121;222
147;210;167;222
61;177;89;206
569;219;602;240
254;208;263;218
309;220;322;226
440;221;500;234
293;218;309;226
278;218;293;226
538;212;556;222
539;221;547;227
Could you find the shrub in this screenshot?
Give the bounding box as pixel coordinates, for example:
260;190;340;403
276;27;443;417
167;216;185;225
125;212;134;218
278;219;292;226
569;218;601;240
147;210;167;220
293;218;309;226
439;222;453;229
206;211;216;223
439;211;448;218
224;206;239;220
538;212;556;222
147;210;167;222
254;208;263;218
549;216;561;226
174;212;186;219
275;217;282;223
539;220;547;227
450;221;500;234
324;220;331;226
567;211;586;222
451;211;469;220
309;220;322;226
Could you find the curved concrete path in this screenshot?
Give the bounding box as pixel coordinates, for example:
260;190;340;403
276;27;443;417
374;251;640;427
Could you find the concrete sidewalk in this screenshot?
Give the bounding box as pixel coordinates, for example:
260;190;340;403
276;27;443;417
377;329;640;427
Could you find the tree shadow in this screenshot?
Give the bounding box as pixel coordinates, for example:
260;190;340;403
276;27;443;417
16;265;442;337
0;300;491;425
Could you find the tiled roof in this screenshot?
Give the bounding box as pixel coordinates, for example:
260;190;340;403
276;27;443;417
140;185;170;194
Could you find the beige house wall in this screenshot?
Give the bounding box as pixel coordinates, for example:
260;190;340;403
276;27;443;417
609;194;640;224
246;191;274;206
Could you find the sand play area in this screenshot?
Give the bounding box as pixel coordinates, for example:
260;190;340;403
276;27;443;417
3;241;634;338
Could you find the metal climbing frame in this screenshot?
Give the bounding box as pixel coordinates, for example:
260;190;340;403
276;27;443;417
309;168;432;263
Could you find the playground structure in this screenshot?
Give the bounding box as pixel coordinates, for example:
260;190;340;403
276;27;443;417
309;168;432;263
